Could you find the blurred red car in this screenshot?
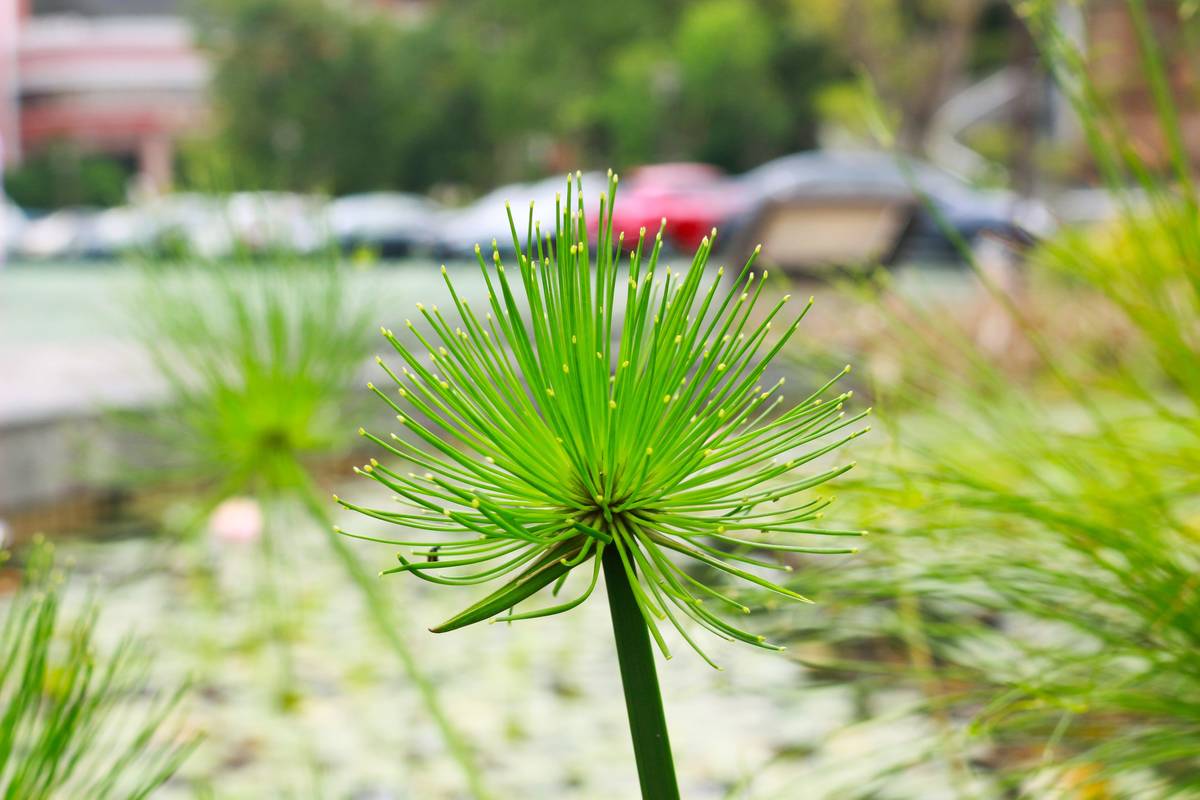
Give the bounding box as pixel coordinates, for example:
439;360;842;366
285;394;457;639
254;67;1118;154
597;163;748;253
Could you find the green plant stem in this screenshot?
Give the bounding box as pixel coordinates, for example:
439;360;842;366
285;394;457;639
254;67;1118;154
257;503;298;709
296;478;490;800
603;546;680;800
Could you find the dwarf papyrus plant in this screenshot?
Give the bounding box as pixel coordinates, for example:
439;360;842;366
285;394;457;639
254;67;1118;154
340;173;867;797
0;539;195;799
133;256;489;798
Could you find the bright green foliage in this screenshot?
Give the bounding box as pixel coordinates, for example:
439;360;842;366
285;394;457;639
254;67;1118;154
0;542;194;799
342;173;867;664
135;259;376;498
776;0;1200;792
134;257;491;799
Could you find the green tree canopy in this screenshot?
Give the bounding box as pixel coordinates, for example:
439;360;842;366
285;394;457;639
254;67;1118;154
191;0;838;192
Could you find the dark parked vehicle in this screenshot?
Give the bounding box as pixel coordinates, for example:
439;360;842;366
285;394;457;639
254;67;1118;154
728;150;1050;273
327;192;440;258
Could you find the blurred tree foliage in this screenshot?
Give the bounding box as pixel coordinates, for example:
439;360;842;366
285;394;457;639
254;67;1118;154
3;141;132;209
188;0;837;193
188;0;481;194
789;0;1014;153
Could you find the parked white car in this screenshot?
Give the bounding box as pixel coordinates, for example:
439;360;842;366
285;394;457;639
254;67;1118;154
326;192;440;257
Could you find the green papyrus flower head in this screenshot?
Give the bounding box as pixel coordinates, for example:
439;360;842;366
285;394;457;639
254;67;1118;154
339;172;868;664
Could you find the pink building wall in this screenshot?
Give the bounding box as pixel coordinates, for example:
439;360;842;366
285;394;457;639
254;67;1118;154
0;1;207;189
0;0;25;166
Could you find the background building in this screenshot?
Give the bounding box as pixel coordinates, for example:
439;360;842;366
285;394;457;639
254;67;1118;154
0;0;207;193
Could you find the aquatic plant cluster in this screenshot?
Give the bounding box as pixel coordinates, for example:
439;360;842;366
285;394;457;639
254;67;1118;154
341;172;867;663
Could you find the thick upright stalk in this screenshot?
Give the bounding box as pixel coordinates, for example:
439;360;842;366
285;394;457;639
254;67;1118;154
296;479;490;800
603;546;681;800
